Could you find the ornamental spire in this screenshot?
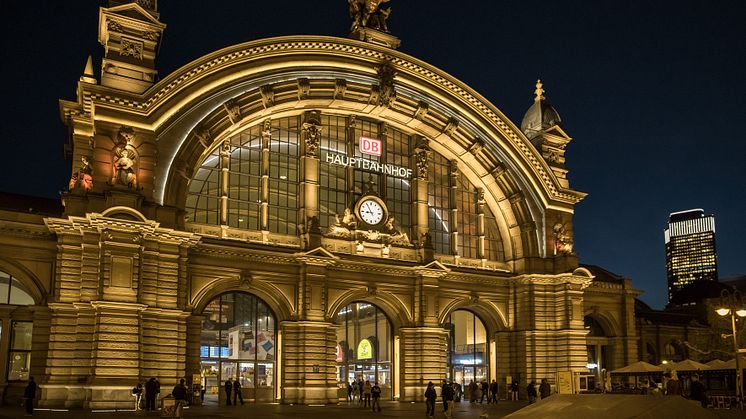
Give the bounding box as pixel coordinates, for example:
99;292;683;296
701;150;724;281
534;79;545;102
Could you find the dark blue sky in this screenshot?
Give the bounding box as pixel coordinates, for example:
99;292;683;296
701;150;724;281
1;1;744;309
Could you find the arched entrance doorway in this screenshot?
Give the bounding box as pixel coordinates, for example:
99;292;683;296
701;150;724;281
334;302;394;400
200;292;277;403
584;315;611;390
445;310;489;400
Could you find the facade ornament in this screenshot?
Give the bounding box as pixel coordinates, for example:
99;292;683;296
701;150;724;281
385;216;410;245
220;140;231;158
111;126;138;189
120;38;143;60
414;137;430;180
421;231;434;250
142;31;160;41
239;274;253;288
307;216;321;235
375;60;396;107
334;79;347;99
468;138;485;156
107;20;123;32
477;188;485;204
491;162;507;180
297;78;310;100
349;0;392;33
260;85;274;108
443;118;458;137
553;223;574;255
414;101;429;120
261;119;272;140
534;79;546;102
69;155;94;192
223;99;241;124
194;126;211;148
302;111;322;158
449;160;459;177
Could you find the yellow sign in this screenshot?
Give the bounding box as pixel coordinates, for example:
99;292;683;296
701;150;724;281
357;338;373;360
556;371;573;394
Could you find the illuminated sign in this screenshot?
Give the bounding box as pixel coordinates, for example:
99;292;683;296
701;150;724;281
359;136;382;156
336;344;344;362
324;152;412;178
357;338;373;360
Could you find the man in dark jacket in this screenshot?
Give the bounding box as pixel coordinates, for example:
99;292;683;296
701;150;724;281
371;382;382;412
233;378;244;405
442;382;455;418
425;381;437;417
539;378;551;399
480;380;489;403
689;374;708;407
441;381;449;413
527;381;538;404
23;376;36;415
172;378;187;418
224;379;233;405
145;377;158;411
489;379;498;403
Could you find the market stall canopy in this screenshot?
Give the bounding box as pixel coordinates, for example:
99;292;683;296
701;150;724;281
664;359;710;372
721;356;746;370
610;361;664;375
705;359;728;369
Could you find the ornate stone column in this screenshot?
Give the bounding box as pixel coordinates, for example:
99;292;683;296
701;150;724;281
300;111;321;241
411;137;430;248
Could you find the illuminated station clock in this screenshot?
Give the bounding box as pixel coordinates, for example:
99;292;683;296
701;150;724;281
355;196;387;226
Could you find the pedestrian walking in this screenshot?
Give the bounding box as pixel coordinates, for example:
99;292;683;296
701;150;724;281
527;381;537;404
425;381;437;417
480;380;488;403
23;376;36;416
358;379;364;405
233;378;244;405
689;374;707;407
441;381;449;413
171;378;187;418
469;380;478;403
539;378;551;399
371;382;382;412
362;380;372;407
665;371;681;396
442;381;455;418
224;378;233;405
145;377;158;411
489;379;498;403
131;382;143;411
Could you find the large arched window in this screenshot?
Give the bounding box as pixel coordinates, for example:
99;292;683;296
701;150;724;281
200;292;276;402
184;112;505;262
446;310;489;390
335;302;393;399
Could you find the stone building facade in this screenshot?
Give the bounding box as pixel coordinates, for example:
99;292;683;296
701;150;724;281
0;1;640;408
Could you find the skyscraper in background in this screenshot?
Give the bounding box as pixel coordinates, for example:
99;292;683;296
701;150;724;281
664;209;718;302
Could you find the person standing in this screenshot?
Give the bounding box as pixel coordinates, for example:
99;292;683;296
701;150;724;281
131;382;143;411
145;377;158;412
442;381;455;418
441;381;449;413
171;378;187;418
510;380;519;400
233;378;244;405
489;379;498;404
665;371;681;396
468;380;477;403
224;379;233;405
347;381;353;402
689;374;707;407
362;380;372;408
480;380;488;403
371;382;382;412
425;381;436;417
539;378;551;399
23;376;36;416
527;381;537;404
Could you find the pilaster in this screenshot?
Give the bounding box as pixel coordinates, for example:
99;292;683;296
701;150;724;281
280;321;338;404
398;327;448;401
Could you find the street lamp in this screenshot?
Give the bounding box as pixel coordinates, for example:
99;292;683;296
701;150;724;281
716;289;746;410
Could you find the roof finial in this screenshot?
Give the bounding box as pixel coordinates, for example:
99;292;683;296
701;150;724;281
534;79;545;102
80;55;96;84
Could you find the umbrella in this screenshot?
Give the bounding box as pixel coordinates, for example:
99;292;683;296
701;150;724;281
705;359;727;369
720;355;746;370
610;361;664;375
670;359;710;371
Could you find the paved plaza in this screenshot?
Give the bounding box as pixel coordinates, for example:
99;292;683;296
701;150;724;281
0;399;527;419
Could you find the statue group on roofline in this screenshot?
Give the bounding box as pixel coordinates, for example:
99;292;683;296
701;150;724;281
348;0;392;33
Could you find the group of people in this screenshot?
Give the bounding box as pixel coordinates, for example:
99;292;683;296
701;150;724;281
466;379;500;403
345;379;383;411
224;378;244;405
526;379;552;403
422;378;553;417
131;377;188;418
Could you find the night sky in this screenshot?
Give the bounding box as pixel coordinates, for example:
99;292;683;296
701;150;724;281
1;1;744;309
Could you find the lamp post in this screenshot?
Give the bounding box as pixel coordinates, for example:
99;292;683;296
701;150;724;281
716;289;746;410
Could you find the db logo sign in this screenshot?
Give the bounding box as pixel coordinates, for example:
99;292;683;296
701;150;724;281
359;136;382;156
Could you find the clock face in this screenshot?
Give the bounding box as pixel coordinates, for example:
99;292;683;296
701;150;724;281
358;199;385;225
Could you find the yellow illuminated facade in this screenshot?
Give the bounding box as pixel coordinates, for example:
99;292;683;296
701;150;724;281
0;1;643;408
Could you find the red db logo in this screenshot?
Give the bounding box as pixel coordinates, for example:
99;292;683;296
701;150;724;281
359;137;382;156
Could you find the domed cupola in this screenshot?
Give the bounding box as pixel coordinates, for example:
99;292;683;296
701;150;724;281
521;80;562;144
520;79;573;188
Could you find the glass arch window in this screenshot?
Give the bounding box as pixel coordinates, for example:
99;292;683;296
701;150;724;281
184;113;505;261
446;310;489;390
335;302;393;399
200;292;276;402
1;271;35;382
